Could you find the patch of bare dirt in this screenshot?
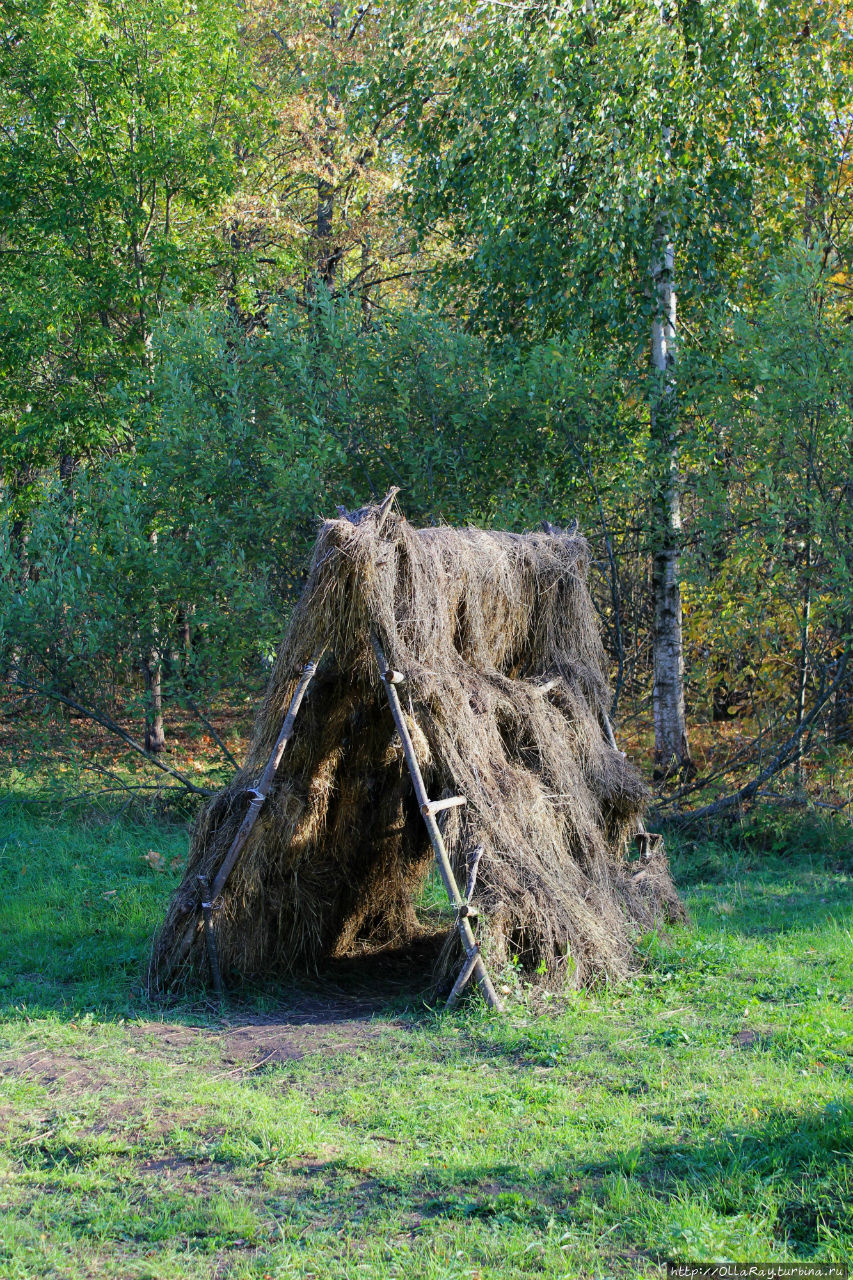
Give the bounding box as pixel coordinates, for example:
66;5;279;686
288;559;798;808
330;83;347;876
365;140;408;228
731;1027;775;1050
2;943;435;1095
137;955;433;1070
0;1046;113;1095
0;996;407;1102
138;994;401;1070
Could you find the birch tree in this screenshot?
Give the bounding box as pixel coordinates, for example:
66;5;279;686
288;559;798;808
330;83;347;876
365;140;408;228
649;121;691;773
649;8;690;774
377;0;840;768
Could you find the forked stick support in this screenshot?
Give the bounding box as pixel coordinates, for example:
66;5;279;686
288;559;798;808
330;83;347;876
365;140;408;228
464;844;484;901
370;633;503;1012
445;947;482;1010
602;712;654;853
197;874;224;1001
634;831;663;861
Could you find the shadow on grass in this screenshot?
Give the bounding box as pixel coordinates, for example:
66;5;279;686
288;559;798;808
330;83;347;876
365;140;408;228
0;930;451;1028
11;1103;852;1258
358;1101;853;1251
2;796;850;1027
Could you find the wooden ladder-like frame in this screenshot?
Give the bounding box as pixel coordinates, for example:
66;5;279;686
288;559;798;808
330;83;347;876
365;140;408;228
195;641;503;1011
370;635;503;1011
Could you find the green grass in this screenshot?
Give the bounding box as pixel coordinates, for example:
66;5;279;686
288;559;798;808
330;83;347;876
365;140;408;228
0;795;851;1279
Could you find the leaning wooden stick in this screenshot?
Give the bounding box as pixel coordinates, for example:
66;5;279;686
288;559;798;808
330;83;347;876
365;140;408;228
464;844;484;903
162;651;324;984
198;874;224;1002
370;633;503;1012
600;707;620;753
445;947;482;1010
209;650;324;902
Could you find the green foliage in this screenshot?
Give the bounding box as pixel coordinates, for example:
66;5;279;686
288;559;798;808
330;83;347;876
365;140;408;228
385;0;840;344
0;0;248;476
681;247;853;727
3;293;620;724
1;0;852;795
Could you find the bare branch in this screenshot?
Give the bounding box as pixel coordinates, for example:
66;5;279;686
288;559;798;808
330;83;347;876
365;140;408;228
663;649;850;825
13;675;214;797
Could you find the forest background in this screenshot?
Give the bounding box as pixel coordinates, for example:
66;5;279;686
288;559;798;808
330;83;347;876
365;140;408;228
2;0;852;821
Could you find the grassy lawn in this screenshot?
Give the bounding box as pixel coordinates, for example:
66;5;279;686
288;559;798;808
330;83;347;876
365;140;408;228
0;796;851;1279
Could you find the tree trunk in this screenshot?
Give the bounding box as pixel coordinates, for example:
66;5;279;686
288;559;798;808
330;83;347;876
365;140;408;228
142;652;166;753
178;606;192;660
142;530;166;752
793;551;811;791
652;512;690;776
316;3;342;286
59;453;76;493
650;119;692;778
317;174;338;284
360;213;374;329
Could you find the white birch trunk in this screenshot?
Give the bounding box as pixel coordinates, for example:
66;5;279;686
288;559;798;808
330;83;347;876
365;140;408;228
650;122;692;776
317;3;342;285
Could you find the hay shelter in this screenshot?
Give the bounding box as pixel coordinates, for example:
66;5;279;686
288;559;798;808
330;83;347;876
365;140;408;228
150;496;684;999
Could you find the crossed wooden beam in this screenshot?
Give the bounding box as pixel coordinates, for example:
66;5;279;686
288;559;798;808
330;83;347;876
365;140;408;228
183;642;654;1010
196;637;503;1011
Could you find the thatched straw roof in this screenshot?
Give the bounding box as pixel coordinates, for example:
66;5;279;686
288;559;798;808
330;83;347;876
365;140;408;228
150;498;683;996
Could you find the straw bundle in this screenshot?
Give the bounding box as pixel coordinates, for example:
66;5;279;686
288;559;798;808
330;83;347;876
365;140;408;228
150;499;683;994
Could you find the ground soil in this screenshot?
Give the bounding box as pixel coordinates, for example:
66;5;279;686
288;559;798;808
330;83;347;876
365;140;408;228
142;995;402;1068
0;939;445;1094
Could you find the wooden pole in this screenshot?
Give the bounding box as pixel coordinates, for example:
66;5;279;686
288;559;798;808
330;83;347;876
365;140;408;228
198;874;224;1002
161;651;323;983
370;633;503;1012
464;844;484;902
209;651;324;902
445;948;481;1010
600;707;620;753
602;707;660;852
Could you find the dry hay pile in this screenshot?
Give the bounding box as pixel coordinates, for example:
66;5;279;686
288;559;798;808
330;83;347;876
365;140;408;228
149;499;684;994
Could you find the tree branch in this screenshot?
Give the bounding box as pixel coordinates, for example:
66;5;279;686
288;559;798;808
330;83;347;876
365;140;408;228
13;675;214;797
176;690;240;772
662;648;850;825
